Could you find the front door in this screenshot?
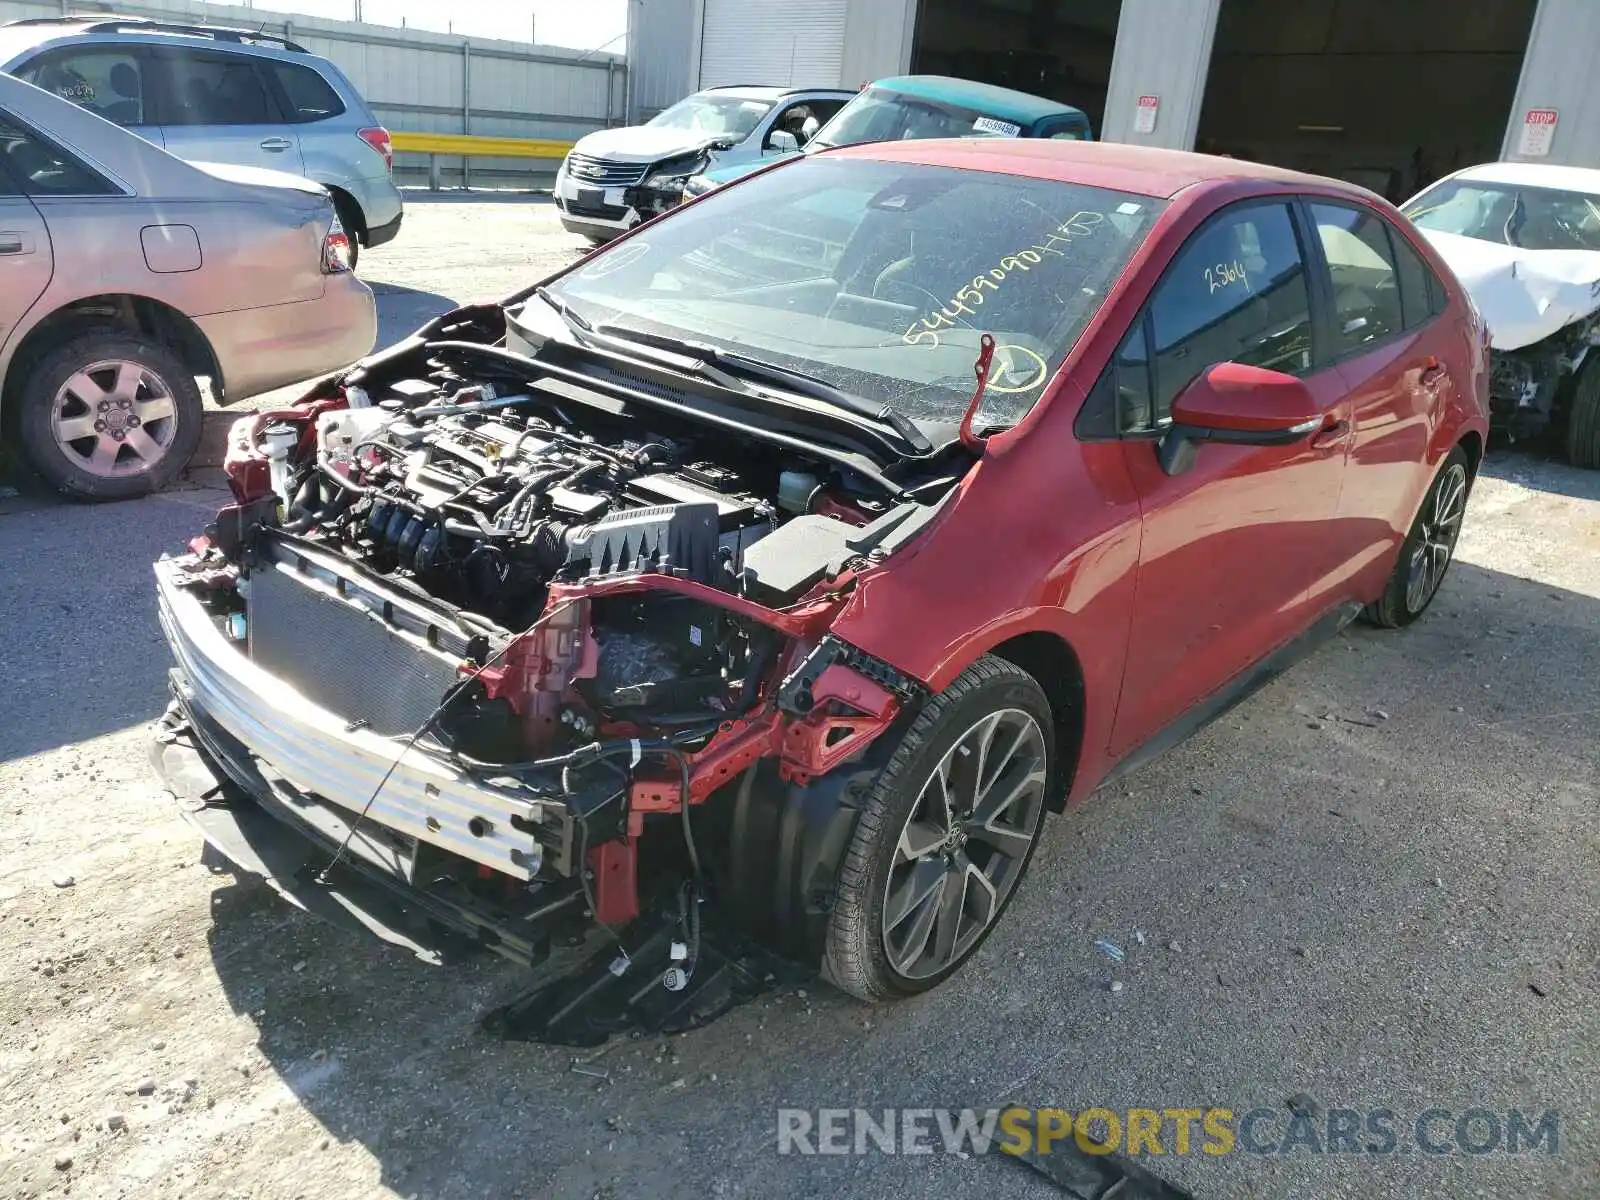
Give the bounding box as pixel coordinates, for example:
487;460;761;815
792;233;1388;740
1109;199;1352;756
150;48;304;175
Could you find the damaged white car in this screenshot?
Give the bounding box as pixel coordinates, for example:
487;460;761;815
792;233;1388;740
1403;162;1600;466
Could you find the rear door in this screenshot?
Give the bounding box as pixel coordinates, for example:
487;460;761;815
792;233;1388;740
1306;200;1451;601
0;114;53;349
1105;199;1352;756
13;44;163;147
149;47;304;174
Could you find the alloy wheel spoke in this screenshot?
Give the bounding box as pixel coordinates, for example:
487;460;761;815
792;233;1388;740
88;437;120;473
135;394;175;424
63;371;108;406
55;414;99;442
929;862;969;967
884;858;946;934
121;427;163;466
898;820;946;863
890;872;945;973
112;362;143;402
957;851;1000;929
977;719;1029;799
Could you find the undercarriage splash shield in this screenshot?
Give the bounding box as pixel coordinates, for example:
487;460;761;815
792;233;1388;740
482;901;809;1047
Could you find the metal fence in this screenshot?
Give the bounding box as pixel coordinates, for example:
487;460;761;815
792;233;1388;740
0;0;625;186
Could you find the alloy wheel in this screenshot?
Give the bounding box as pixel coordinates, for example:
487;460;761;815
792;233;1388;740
1404;462;1468;614
50;359;180;479
881;708;1049;980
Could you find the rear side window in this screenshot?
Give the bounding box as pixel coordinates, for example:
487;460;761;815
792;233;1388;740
269;61;346;123
0;113;115;196
17;48;149;127
157;51;279;126
1390;229;1443;329
1143;202;1314;425
1310;203;1405;355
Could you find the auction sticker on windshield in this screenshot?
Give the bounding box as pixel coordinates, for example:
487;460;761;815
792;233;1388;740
972;117;1022;138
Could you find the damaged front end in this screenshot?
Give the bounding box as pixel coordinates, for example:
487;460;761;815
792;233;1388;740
1485;311;1600;442
151;300;953;984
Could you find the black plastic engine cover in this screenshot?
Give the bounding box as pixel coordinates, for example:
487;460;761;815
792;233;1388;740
567;501;719;583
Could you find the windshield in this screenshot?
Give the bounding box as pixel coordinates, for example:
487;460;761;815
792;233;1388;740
647;94;774;142
1403;179;1600;252
542;157;1165;429
811;86;1026;150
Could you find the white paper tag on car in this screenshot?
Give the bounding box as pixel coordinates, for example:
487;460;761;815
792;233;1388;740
972;116;1022;138
604;187;625;207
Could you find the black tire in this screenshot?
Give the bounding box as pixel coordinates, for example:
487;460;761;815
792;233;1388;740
1565;361;1600;469
14;328;203;502
824;656;1055;1002
330;193;362;271
1362;446;1470;628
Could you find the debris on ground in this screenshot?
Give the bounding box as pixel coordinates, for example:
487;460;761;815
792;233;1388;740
1286;1093;1320;1119
1094;939;1126;963
51;874;75;889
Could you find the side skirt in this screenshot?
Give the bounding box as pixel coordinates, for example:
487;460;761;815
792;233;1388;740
1100;601;1363;791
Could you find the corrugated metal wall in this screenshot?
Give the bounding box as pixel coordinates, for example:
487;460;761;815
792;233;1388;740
1501;0;1600;166
0;0;625;184
1100;0;1220;149
625;0;697;122
840;0;918;90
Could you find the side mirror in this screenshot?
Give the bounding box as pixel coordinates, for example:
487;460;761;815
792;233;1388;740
1157;361;1323;476
767;129;800;155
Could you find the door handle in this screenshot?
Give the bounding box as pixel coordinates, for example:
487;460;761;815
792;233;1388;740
259;137;293;151
0;232;33;255
1310;418;1349;449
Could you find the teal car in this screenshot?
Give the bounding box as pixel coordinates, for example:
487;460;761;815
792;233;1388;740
682;74;1091;197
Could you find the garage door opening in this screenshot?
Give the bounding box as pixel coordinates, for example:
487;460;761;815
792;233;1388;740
909;0;1124;133
1197;0;1537;203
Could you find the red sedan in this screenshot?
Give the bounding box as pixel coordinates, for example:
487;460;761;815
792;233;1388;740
153;138;1488;1011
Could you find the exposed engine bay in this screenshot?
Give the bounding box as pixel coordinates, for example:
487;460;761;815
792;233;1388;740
154;302;962;1002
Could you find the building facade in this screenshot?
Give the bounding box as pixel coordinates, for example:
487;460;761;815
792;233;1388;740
627;0;1600;185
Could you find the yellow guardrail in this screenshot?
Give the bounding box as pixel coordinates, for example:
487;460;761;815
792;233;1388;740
390;131;575;160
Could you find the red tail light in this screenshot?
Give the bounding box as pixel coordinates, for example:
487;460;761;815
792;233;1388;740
358;126;393;173
323;214;354;274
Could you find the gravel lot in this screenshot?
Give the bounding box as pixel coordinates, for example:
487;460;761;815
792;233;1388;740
1;194;1596;1200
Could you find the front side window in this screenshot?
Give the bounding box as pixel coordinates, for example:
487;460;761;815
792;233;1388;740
0;113;115;196
18;48;148;127
1311;203;1405;354
269;61;345;124
544;157;1166;429
157;52;279;126
1403;178;1600;252
1143;202;1313;425
647;94;773;141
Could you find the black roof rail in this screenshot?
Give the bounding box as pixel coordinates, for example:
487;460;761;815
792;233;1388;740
4;15;309;53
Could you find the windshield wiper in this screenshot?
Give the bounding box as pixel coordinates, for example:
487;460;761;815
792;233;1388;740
591;324;934;453
533;286;594;335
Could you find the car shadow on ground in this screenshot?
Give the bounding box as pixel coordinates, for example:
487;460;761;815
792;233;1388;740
368;280;460;352
196;558;1600;1200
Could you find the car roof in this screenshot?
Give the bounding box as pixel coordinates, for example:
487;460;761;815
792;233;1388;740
1447;160;1600;196
0;15;311;55
704;85;851;102
867;75;1087;124
829;136;1357;200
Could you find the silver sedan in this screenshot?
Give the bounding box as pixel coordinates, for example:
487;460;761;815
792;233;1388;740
0;71;375;500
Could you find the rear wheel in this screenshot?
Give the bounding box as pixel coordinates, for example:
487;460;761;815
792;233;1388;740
824;656;1054;1002
1565;361;1600;469
1362;447;1470;628
14;329;203;502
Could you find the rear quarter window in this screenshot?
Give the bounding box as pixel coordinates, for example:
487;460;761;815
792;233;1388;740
269;61;346;123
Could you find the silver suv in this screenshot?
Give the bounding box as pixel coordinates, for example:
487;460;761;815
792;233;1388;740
0;16;402;266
